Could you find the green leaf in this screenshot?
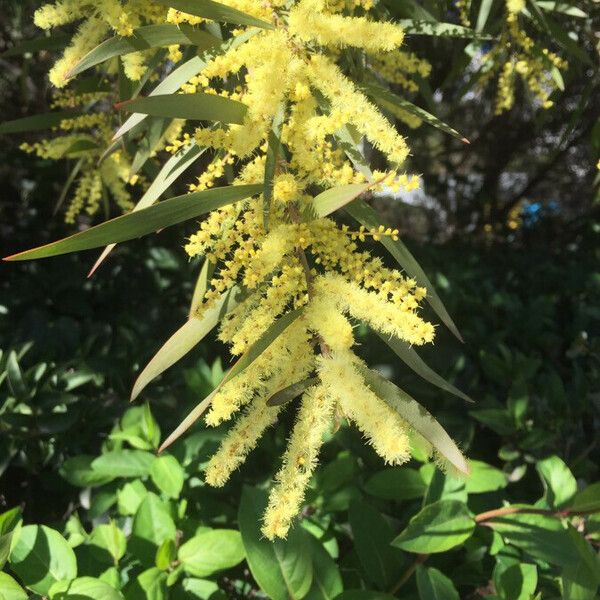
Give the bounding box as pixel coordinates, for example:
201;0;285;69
422;468;467;505
132;286;241;400
88;523;127;564
304;535;343;600
466;460;507;494
91;450;155;479
0;508;21;569
0;572;27;600
376;333;472;403
9;525;77;595
392;500;475;554
535;1;587;17
151;454;185;498
130;567;167;600
131;493;177;564
190;257;216;317
416;566;459;600
1;32;69;58
266;377;319;407
49;577;124;600
362;82;468;143
60;455;115;487
536;455;577;509
398;19;493;39
118;92;248;124
493;562;537;600
349;499;404;589
238;486;313;600
572;482;600;512
4;184;261;261
312;183;373;218
263;102;286;230
69;24;219;76
335;592;398;600
178;529;245;577
476;0;494;31
346;200;462;341
0;110;80;135
155;539;177;570
359;367;469;474
155;0;275;29
364;467;427;501
117;480;148;516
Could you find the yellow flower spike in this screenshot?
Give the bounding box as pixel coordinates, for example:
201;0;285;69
262;384;335;540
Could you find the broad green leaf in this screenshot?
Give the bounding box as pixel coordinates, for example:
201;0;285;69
60;455;114;487
422;468;467;505
0;507;21;569
304;535;343;600
4;184;261;261
130;567;167;600
238;486;313;600
69;24;218;76
392;500;475;554
91;450;155;479
349;499;404;589
49;576;124;600
263;102;286;229
151;454;185;498
1;32;69;57
156;0;275;30
346;200;462;341
118;92;247;124
398;19;493;39
0;573;27;600
117;480;148;516
312;183;372;218
335;592;398;600
180;578;220;597
131;494;177;564
94;139;203;244
0;110;80;134
9;525;77;595
266;377;319;407
178;529;245;577
362;82;468;143
364;467;427;501
88;523;127;564
416;566;459;600
493;562;537;600
572;482;600;512
536;455;576;509
376;333;472;403
466;460;507;494
360;367;469;474
132;286;241;400
155;539;177;570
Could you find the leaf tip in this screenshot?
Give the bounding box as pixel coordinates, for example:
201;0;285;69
461;137;470;145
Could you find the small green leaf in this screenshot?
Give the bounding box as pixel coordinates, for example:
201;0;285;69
88;523;127;564
151;454;185;498
238;486;313;600
130;568;167;600
9;525;77;595
266;377;319;407
392;500;475;554
0;572;27;600
466;461;507;494
416;566;459;600
117;480;148;516
155;539;177;570
346;200;463;341
572;482;600;512
60;455;114;487
536;455;577;509
6;351;28;400
131;494;177;565
493;562;537;600
360;367;469;475
118;92;248;124
4;184;261;261
178;529;245;577
49;577;123;600
312;183;373;218
303;535;343;600
91;450;155;479
263;102;286;230
155;0;275;29
69;24;219;76
1;32;69;58
364;467;427;501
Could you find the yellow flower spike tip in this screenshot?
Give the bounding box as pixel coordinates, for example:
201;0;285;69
262;384;336;540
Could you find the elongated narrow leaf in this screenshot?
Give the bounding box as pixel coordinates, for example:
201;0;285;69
398;19;493;39
266;377;319;407
263;102;286;230
360;366;469;474
313;183;373;218
476;0;494;32
69;24;219;77
535;1;587;17
223;308;305;385
190;258;216;317
376;332;473;403
346;200;462;341
117;93;247;125
362;82;468;143
156;0;275;30
1;32;69;57
113;29;258;139
90;142;206;275
132;287;241;400
0;110;80;135
54;158;85;215
4;184;261;261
